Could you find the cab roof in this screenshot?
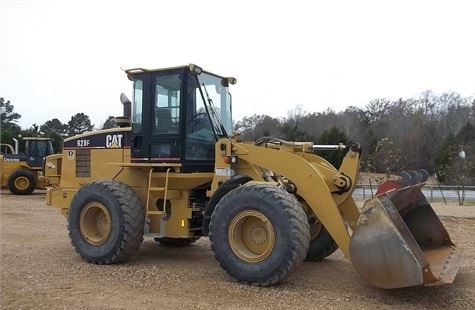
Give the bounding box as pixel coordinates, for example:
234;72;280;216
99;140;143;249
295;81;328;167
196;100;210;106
124;63;236;85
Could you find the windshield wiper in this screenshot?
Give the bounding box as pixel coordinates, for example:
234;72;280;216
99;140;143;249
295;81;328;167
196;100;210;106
202;83;228;138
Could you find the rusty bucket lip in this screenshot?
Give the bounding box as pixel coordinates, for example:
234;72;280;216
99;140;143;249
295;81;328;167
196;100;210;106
422;246;461;286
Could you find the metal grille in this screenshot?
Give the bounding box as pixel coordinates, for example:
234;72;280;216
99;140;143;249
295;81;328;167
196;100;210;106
75;149;91;177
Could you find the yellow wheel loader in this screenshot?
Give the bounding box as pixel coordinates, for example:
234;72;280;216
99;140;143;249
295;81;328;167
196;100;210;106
43;64;460;289
1;137;54;195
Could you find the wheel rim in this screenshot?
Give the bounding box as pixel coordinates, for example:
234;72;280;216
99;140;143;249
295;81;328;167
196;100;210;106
80;202;112;245
228;210;275;263
14;177;30;190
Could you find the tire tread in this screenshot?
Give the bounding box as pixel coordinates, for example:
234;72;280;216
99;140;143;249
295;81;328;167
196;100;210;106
209;183;310;286
68;180;144;264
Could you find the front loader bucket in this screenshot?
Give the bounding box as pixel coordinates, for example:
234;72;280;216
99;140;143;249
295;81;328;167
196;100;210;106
349;182;461;289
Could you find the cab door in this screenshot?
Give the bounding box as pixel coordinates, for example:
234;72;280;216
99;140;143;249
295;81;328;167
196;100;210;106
149;72;182;162
130;77;151;162
130;69;183;163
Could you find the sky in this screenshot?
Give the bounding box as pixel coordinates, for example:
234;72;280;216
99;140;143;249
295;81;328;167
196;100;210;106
1;0;474;129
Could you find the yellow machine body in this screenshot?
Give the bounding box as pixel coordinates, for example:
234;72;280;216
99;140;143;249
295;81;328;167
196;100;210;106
1;137;53;195
43;64;460;289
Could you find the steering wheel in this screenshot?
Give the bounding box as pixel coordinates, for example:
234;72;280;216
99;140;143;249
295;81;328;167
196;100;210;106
188;112;207;127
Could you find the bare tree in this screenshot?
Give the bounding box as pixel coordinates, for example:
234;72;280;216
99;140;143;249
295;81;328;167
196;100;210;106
366;137;405;173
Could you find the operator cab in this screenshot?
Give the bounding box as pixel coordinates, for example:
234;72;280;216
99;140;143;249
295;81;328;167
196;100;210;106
3;138;54;167
23;138;54;167
126;64;236;172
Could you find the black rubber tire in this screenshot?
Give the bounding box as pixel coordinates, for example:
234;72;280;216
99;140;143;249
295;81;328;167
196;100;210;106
154;237;201;247
305;225;339;261
209;183;310;286
7;169;36;195
68;180;145;264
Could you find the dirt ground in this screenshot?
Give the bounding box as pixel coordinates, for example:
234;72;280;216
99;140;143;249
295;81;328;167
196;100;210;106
1;189;474;310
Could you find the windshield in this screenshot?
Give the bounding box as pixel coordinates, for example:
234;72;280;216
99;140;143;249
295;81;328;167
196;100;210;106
195;72;233;137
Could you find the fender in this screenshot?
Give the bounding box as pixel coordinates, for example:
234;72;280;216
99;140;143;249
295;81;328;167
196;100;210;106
201;175;252;236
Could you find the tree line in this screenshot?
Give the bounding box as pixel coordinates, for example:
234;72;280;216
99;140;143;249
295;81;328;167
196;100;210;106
1;91;474;186
234;90;475;185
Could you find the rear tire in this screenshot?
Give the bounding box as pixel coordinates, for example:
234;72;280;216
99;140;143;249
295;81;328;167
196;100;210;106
155;237;201;247
7;169;36;195
209;183;310;286
68;180;145;264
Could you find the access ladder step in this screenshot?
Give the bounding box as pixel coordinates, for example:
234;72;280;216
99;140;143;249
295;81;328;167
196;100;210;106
149;187;166;192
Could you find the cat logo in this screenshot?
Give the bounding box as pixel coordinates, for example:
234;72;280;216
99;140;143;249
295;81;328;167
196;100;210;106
106;134;123;148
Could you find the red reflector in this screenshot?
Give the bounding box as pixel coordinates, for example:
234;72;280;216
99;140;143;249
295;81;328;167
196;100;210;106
224;156;238;164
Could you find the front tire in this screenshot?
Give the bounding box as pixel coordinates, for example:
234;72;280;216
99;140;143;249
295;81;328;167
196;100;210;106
7;170;36;195
209;183;310;286
68;180;145;264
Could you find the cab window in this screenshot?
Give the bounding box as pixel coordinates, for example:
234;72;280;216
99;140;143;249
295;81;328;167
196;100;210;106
154;75;180;134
